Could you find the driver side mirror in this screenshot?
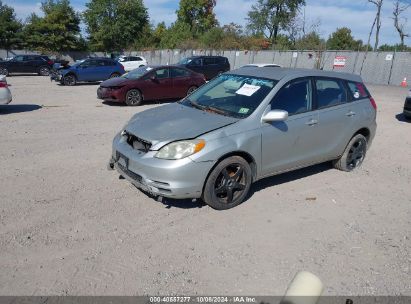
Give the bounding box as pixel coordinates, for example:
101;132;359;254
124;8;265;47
262;110;289;123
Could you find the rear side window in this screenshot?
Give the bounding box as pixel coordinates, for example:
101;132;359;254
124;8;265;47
204;58;216;65
272;78;312;115
315;78;347;109
103;60;115;66
171;68;190;78
347;82;369;100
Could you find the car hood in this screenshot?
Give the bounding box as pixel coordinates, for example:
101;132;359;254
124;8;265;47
125;103;240;149
100;77;129;87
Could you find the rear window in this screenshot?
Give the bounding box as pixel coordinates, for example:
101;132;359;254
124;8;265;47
347;82;369;100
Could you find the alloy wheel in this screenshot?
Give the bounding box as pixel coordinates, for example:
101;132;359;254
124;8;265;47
39;67;50;76
126;90;142;105
214;164;247;205
346;138;366;170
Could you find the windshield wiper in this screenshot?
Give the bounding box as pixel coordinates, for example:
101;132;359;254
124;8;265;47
189;100;206;110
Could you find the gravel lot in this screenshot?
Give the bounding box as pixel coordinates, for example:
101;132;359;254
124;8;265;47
0;76;410;296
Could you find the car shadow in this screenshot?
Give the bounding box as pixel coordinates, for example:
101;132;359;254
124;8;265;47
102;99;178;107
129;162;333;210
395;113;410;122
0;104;42;114
247;162;333;198
56;82;101;86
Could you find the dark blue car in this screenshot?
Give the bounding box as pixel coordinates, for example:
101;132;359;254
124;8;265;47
51;57;125;86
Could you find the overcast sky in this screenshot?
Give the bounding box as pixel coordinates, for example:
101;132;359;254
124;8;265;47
4;0;411;46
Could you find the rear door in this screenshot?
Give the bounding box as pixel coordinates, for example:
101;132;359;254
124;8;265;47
313;77;356;159
22;55;39;73
261;77;321;176
170;67;192;98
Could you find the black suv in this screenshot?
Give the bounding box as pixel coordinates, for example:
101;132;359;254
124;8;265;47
177;56;230;80
0;55;54;76
403;91;411;120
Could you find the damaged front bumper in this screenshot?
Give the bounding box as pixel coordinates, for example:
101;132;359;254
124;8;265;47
108;134;214;199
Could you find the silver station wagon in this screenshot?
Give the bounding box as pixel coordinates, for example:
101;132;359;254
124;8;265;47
109;68;377;210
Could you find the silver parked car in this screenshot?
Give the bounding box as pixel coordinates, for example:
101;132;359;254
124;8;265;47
109;68;377;210
0;75;12;105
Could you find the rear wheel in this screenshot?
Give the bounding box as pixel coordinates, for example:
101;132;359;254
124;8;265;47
63;74;76;86
333;134;367;172
186;86;197;96
0;67;9;76
202;156;252;210
125;89;142;106
110;73;120;79
38;66;50;76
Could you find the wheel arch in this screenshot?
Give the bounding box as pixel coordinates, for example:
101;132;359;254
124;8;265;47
203;150;258;188
353;127;371;142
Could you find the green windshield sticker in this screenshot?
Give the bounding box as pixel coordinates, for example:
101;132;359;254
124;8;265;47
239;108;250;114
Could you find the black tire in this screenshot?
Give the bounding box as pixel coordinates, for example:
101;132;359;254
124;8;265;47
186;86;197;96
125;89;143;106
0;67;9;76
403;112;411;120
333;134;367;172
202;156;252;210
110;73;120;79
63;74;76;86
38;66;50;76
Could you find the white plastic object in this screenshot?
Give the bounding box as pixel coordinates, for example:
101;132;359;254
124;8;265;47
281;271;324;304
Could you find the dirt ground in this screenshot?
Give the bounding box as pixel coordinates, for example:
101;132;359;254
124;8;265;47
0;76;410;296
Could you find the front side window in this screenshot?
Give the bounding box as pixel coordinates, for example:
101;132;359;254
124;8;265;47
271;79;312;115
13;55;24;62
315;78;347;109
181;74;276;118
155;68;169;79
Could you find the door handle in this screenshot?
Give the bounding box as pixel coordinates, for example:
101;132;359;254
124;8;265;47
306;119;318;126
346;111;356;117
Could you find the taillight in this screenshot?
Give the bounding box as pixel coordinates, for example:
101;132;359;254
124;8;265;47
0;82;8;88
120;64;125;71
48;60;53;65
370;97;377;110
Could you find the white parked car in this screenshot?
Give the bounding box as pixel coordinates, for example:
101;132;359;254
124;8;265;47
0;75;12;105
241;63;282;68
117;56;147;71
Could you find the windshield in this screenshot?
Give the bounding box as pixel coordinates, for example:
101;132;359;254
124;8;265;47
181;74;277;118
178;57;193;65
72;59;86;67
122;66;153;79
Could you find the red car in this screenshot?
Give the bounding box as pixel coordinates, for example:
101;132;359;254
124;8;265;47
97;65;206;106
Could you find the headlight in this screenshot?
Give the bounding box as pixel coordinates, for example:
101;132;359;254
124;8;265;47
155;139;205;160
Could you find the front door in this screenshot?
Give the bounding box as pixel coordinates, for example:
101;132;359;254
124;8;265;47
261;78;322;176
142;68;172;100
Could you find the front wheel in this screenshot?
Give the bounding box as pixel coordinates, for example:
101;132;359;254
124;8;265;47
202;156;252;210
333;134;367;172
125;89;143;106
63;74;76;86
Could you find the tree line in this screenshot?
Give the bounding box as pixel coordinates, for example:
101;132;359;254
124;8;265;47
0;0;410;55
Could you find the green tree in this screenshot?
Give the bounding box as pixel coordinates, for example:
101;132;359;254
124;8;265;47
0;1;23;53
158;22;194;49
176;0;218;35
326;27;364;50
295;31;325;50
22;0;82;53
83;0;149;52
246;0;305;45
